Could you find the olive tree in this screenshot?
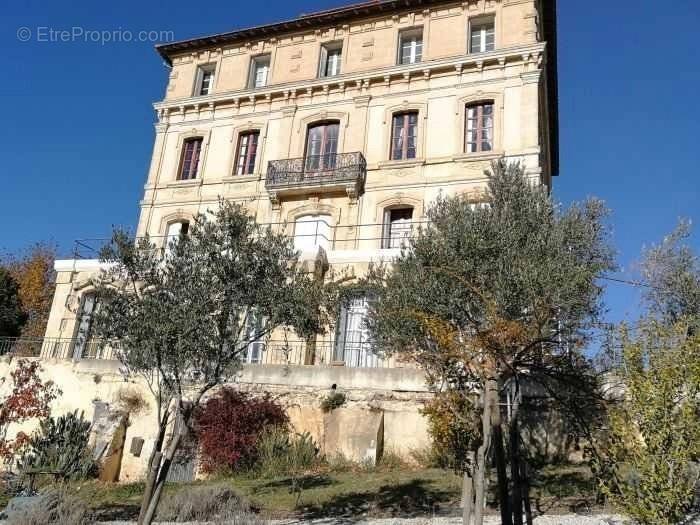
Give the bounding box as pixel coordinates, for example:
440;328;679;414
92;201;329;525
588;224;700;524
640;220;700;325
593;319;700;525
364;161;614;525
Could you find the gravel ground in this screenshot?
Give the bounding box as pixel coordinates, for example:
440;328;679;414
101;515;631;525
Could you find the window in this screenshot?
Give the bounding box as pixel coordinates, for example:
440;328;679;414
398;28;423;65
469;18;495;53
234;131;259;175
72;293;99;360
305;122;339;171
195;65;216;96
164;221;189;256
382;208;413;249
469;201;491;211
244;310;266;364
465;102;494;153
249;55;271;89
178;138;203;180
391;112;418;160
319;42;342;77
334;294;379;368
294;215;331;252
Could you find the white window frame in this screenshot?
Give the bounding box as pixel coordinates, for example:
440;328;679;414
382;207;414;249
243;310;266;364
334;294;380;368
319;41;343;78
249;55;271;89
294;215;332;252
164;220;190;256
194;64;216;96
398;28;424;65
469;17;495;54
72;293;99;360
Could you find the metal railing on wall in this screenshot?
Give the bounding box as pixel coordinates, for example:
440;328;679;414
0;337;119;360
72;219;431;260
0;336;393;369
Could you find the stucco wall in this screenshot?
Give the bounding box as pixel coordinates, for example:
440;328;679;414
0;356;432;481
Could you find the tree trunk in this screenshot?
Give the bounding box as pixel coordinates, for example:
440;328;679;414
490;377;512;525
474;386;493;525
142;429;183;525
510;416;523;525
522;461;533;525
137;410;170;525
462;471;474;525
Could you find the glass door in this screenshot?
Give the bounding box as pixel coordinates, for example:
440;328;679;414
305;122;339;173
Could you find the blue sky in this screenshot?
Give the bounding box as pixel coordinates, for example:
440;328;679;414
1;0;698;326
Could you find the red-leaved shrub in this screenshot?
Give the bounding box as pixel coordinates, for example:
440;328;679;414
195;387;288;473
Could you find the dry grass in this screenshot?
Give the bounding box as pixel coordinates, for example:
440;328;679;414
5;487;90;525
155;482;263;523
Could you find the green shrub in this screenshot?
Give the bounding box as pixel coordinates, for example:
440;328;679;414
155;483;262;524
6;487;90;525
17;411;97;481
320;391;346;412
256;426;318;478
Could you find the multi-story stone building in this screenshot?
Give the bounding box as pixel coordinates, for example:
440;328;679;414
2;0;558;480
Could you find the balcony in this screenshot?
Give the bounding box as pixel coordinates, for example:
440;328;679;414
265;152;366;203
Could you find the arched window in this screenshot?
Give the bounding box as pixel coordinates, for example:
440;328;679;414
178;137;203;180
390;112;418;160
305;121;339;171
382;207;414;249
164;220;190;256
294;215;331;252
234;131;259;176
465;102;494;153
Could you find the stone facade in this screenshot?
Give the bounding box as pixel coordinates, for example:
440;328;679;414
10;0;558;480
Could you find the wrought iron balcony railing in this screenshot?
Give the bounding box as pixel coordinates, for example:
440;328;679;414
265;152;366;199
0;337;117;360
0;336;393;368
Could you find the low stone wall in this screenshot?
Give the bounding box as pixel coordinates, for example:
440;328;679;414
0;357;433;482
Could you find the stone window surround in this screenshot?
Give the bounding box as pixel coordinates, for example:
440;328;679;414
380;101;428;165
396;25;426;66
193;63;217;97
170;129;211;184
227;122;267;178
284;201;342;248
454;91;504;158
158;211;196;244
248;53;273;90
467;12;498;55
292;111;349;158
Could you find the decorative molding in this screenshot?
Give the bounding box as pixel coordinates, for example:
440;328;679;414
154;43;546;114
